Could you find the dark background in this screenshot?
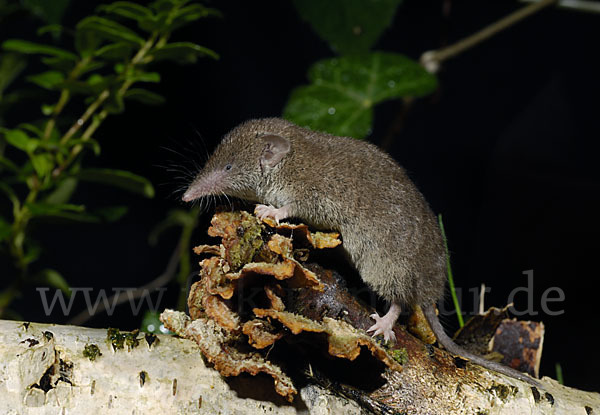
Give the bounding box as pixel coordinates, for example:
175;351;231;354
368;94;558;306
2;0;599;391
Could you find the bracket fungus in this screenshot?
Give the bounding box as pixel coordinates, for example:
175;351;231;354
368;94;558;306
161;210;402;402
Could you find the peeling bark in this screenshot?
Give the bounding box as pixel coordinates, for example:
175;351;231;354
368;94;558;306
0;319;598;414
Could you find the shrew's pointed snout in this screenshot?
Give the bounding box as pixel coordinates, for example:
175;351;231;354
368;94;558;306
181;191;194;202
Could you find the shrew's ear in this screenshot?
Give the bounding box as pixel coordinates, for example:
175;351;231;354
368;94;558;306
260;134;290;168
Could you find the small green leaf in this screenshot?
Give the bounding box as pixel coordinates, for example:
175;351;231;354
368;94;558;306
150;42;218;64
129;71;160;83
169;4;221;31
27;70;65;89
41;103;55;116
40;55;75;73
150;0;181;13
30;153;54;179
45;177;78;205
27;202;85;215
0;52;27;95
94;205;128;222
26;202;100;223
283;52;437;138
0;216;11;242
76;168;155;198
18;123;44;138
23;241;42;265
22;0;72;25
58;80;94;95
99;1;153;21
124;88;165;105
0;182;20;211
2;39;78;60
94;42;135;60
74;26;102;57
292;0;403;55
0;155;19;172
76;16;145;46
37;24;63;37
2;128;38;152
67;138;101;156
35;269;71;295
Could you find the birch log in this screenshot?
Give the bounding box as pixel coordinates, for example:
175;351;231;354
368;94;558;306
0;318;598;415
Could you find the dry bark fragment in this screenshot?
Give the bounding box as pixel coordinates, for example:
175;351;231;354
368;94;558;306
242;319;284;349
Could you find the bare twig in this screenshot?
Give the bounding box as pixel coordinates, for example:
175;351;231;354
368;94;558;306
521;0;600;13
420;0;559;73
67;242;183;326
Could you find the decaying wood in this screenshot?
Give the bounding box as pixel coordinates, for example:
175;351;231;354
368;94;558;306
0;318;598;414
169;210;599;414
1;210;598;414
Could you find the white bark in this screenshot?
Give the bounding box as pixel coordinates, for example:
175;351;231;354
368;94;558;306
0;319;365;415
0;318;598;415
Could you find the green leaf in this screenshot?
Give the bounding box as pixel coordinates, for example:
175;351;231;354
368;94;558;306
34;269;71;295
57;80;94;95
124;88;165;105
292;0;403;55
169;4;221;31
41;103;55;116
40;55;75;73
67;138;101;156
94;42;135;60
27;70;65;90
74;25;102;57
0;182;20;211
76;16;145;46
0;155;19;172
99;1;153;21
0;52;27;95
37;24;64;37
2;39;78;60
22;0;72;25
150;0;183;13
30;153;54;179
283;52;437;138
149;42;218;63
1;128;38;152
45;177;78;205
76;168;155;198
23;240;42;265
93;205;128;222
26;202;100;223
0;216;11;243
18;123;44;138
129;71;160;83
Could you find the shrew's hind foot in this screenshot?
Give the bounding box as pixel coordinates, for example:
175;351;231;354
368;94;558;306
367;302;402;343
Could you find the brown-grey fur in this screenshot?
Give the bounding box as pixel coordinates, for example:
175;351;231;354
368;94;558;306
183;117;541;387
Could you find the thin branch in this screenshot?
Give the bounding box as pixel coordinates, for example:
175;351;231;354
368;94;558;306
59;89;110;147
521;0;600;13
67;241;183;326
421;0;559;73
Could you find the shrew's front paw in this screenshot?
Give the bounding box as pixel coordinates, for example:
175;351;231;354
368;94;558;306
254;204;290;224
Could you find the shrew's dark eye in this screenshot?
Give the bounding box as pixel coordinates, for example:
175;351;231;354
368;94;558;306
225;164;232;171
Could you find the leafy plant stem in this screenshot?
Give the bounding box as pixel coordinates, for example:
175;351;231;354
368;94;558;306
59;89;110;147
43;56;92;140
